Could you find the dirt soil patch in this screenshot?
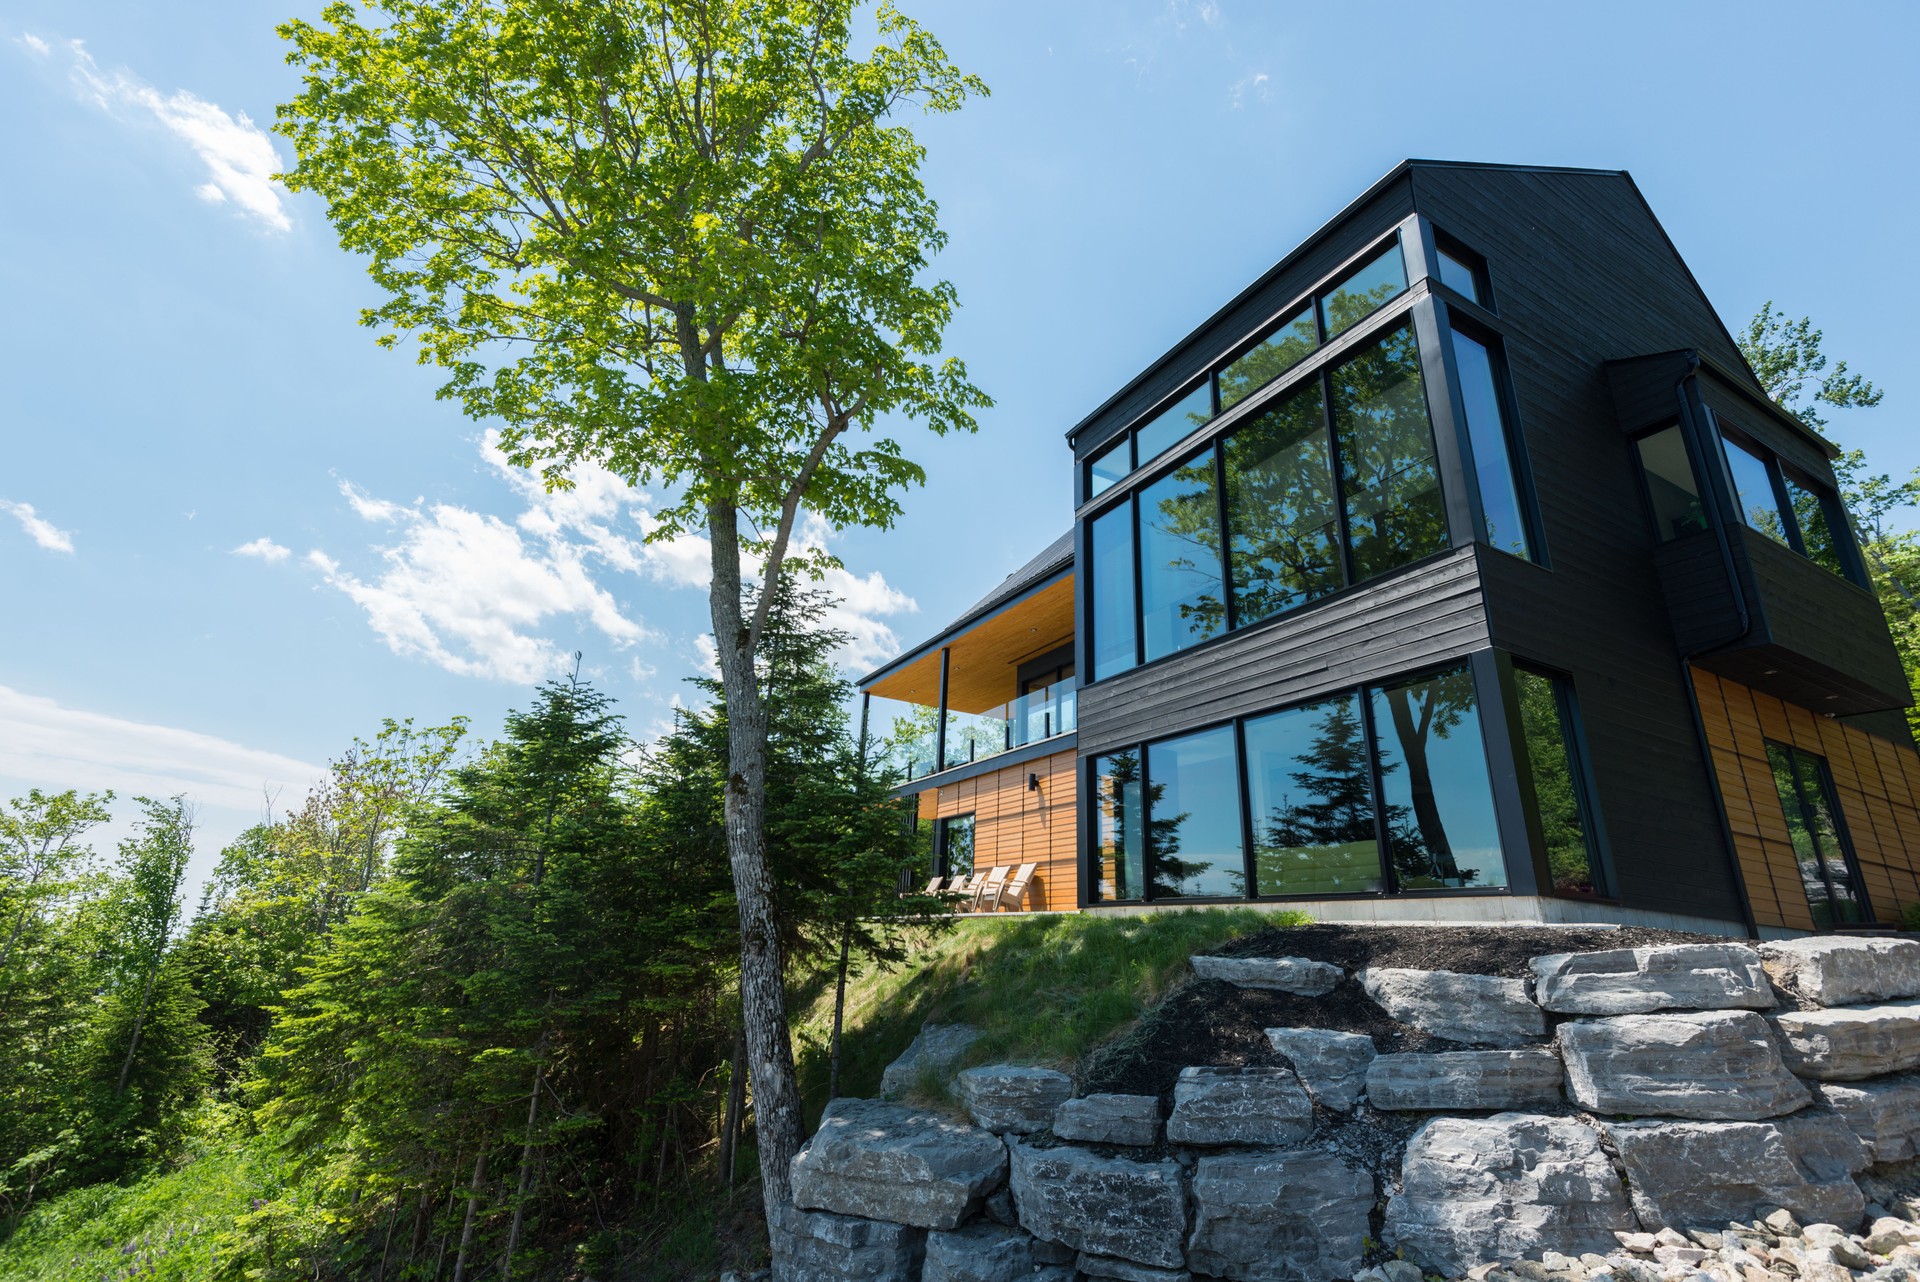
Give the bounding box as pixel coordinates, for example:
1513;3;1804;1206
1079;921;1723;1101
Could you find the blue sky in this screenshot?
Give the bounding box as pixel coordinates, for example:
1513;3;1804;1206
2;0;1916;887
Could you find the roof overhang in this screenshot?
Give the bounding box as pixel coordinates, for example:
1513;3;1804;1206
861;570;1074;713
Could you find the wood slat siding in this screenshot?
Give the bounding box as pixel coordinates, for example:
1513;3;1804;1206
930;749;1078;912
1693;668;1920;930
1077;547;1487;757
1404;166;1778;927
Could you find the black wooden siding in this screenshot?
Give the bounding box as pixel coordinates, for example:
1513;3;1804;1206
1076;547;1487;756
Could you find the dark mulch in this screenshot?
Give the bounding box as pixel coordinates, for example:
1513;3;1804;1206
1079;921;1724;1101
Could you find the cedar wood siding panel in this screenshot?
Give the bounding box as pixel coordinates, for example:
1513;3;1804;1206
1407;166;1752;925
930;750;1078;912
1077;547;1487;756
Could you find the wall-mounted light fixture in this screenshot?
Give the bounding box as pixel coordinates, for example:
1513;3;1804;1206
1028;772;1040;792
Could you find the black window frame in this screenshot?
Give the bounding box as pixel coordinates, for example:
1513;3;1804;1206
1764;740;1873;928
1630;421;1710;545
1431;231;1495;312
1714;418;1869;588
1508;660;1611;900
1445;314;1543;564
935;812;976;882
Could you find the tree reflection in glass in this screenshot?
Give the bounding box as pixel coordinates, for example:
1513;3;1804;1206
1514;669;1601;896
1093;750;1146;902
1218;305;1317;412
1245;693;1384;896
1139;451;1226;660
1146;726;1243;898
1331;326;1449;583
1226;382;1343;626
1371;666;1506;890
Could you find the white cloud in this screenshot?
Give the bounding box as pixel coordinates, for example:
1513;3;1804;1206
1;499;75;553
16;32;50;56
63;39;291;232
1229;71;1271;108
339;480;413;523
232;536;291;563
0;685;323;817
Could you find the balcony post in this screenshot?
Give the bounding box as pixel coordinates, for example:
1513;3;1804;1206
935;645;951;773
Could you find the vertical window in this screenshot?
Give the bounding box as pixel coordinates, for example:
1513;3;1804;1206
1146;726;1244;898
1436;247;1484;305
1371;666;1506;890
1134;382;1213;467
1783;472;1852;581
1514;668;1604;897
1636;425;1706;542
1450;328;1534;560
1088;435;1131;498
1093;751;1146;902
938;813;975;881
1331;325;1449;583
1244;693;1383;896
1722;432;1790;545
1218;305;1318;412
1138;452;1226;662
1766;743;1868;928
1090;504;1137;681
1320;241;1408;338
1224;382;1343;625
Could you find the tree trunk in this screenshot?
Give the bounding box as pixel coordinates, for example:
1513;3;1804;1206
706;496;806;1212
450;1144;489;1282
114;962;161;1097
719;1027;747;1189
500;1066;542;1282
829;922;852;1101
1383;685;1458;882
407;1185;431;1267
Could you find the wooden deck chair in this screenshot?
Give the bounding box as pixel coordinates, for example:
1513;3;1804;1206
994;862;1040;911
972;865;1011;911
946;871;981;910
913;875;945;897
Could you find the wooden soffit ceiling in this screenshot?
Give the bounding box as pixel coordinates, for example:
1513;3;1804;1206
865;575;1074;714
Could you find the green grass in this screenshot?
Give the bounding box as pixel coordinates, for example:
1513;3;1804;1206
0;1133;270;1281
794;906;1305;1117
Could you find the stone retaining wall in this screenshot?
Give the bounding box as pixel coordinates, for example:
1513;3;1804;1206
778;935;1920;1282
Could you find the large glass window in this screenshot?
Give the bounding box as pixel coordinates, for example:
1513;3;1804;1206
1784;472;1851;581
1088;435;1131;498
1244;693;1383;897
1450;328;1534;560
1636;425;1707;543
1436;247;1484;305
1093;751;1146;903
1224;382;1343;624
1320;242;1408;338
937;813;975;881
1722;432;1791;545
1514;668;1603;897
1766;742;1868;928
1090;504;1137;681
1134;382;1213;468
1145;726;1244;899
1371;666;1506;891
1218;305;1318;412
1332;325;1449;583
1138;452;1226;662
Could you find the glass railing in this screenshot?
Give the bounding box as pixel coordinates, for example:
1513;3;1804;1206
937;686;1078;772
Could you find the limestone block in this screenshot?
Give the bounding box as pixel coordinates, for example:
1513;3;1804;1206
1557;1011;1809;1119
1358;967;1546;1046
1606;1112;1868;1231
1364;1048;1564;1112
1077;1255;1191;1282
1052;1094;1161;1147
1164;1066;1314;1147
790;1098;1007;1230
956;1065;1074;1136
1811;1074;1920;1162
1190;954;1342;996
923;1223;1040;1282
880;1023;982;1098
1759;937;1920;1007
1262;1027;1377;1111
1772;1001;1920;1081
1187;1148;1373;1282
1530;943;1774;1015
1382;1113;1636;1276
1007;1139;1187;1270
769;1204;927;1282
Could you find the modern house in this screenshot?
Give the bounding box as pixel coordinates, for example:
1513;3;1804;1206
859;160;1918;937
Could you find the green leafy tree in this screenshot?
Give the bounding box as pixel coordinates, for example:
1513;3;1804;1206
275;0;989;1214
1739;302;1883;432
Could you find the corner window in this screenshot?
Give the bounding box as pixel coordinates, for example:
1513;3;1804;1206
1134;382;1213;468
1090;503;1138;681
1716;420;1867;587
1783;471;1852;581
1722;431;1791;545
1331;324;1448;583
1635;425;1706;543
1320;241;1408;339
1092;751;1146;903
1514;667;1604;897
1766;742;1868;928
1450;327;1535;561
1371;666;1505;891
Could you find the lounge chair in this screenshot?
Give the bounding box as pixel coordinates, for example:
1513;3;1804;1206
905;875;944;899
972;865;1011;911
994;862;1040;911
946;872;982;909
